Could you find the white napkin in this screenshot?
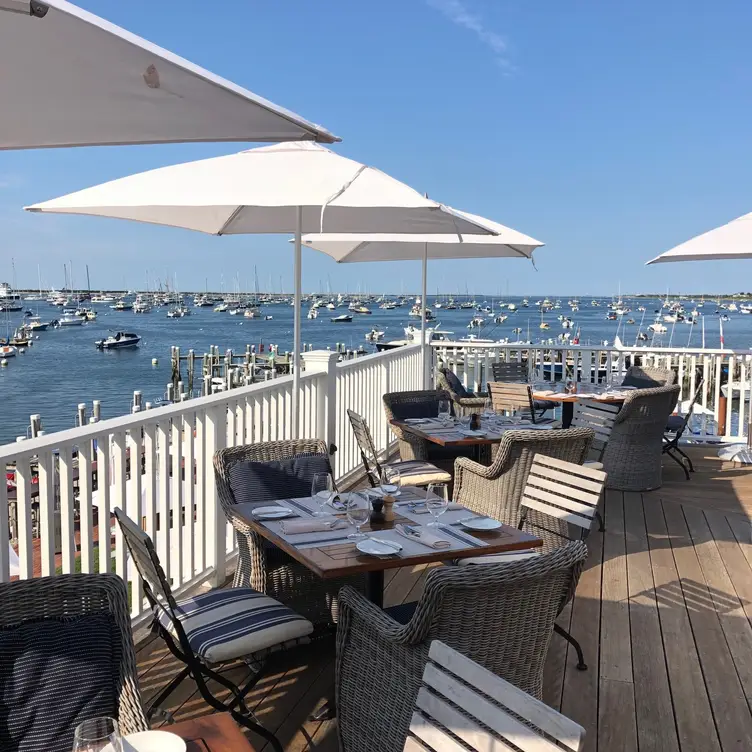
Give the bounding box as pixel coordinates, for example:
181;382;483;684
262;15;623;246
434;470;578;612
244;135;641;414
395;524;451;549
396;501;463;514
281;518;347;535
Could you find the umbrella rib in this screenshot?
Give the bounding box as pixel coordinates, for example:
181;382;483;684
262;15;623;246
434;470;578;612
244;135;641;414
319;165;368;232
217;205;246;235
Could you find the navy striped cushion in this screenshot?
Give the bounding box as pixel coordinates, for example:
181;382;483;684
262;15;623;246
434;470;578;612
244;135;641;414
228;454;330;506
0;613;119;752
158;588;313;663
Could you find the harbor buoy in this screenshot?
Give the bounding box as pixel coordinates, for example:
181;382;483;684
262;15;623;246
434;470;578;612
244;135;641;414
152;358;159;366
1;359;7;367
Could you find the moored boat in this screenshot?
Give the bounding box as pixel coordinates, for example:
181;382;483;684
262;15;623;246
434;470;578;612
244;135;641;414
95;331;141;350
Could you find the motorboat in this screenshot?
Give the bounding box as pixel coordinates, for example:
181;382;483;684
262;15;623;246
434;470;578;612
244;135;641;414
331;314;353;323
95;331;141;350
111;300;133;311
307;307;318;319
0;345;17;358
214;302;229;312
467;316;485;329
167;306;190;318
56;313;84;327
244;308;261;319
133;301;151;314
648;320;668;334
326;301;337;310
26;316;50;332
365;329;385;341
376;325;454;351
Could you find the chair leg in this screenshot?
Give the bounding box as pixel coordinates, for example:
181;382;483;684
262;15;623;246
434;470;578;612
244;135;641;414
595;510;605;533
675;446;695;472
146;664;191;721
665;448;691;480
555;623;587;671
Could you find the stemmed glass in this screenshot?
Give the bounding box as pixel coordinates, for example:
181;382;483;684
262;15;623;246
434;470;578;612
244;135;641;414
437;398;452;425
426;483;449;527
346;491;370;539
380;465;400;494
311;472;335;516
73;717;123;752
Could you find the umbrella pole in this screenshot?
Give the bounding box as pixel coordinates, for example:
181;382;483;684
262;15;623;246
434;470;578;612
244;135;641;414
421;242;428;389
292;206;302;438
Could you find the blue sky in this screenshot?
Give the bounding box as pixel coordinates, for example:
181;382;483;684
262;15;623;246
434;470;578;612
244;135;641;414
2;0;752;295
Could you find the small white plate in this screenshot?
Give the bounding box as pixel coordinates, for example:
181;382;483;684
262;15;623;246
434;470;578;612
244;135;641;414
252;506;296;520
461;516;503;531
356;538;403;556
121;731;187;752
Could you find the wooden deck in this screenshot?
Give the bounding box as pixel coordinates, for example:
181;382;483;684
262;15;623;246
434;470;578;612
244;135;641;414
137;447;752;751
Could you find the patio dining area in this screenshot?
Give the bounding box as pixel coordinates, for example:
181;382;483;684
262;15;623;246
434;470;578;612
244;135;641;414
134;445;752;751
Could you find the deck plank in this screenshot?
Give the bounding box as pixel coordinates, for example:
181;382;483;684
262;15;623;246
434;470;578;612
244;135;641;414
624;491;679;752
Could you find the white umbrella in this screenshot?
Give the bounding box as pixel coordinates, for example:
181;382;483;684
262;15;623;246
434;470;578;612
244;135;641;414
302;213;544;386
0;0;337;148
25;141;497;433
646;212;752;462
646;212;752;264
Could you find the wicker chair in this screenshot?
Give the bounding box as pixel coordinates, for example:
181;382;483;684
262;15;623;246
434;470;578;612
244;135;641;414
435;368;487;416
336;541;589;752
0;574;148;752
347;409;451;487
600;384;680;491
453;427;594;526
621;365;677;388
214;439;366;626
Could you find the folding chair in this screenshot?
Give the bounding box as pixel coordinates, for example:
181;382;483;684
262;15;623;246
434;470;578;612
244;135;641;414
663;379;704;480
114;510;314;752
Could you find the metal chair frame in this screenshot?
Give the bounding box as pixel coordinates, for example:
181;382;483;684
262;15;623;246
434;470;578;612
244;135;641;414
663;378;704;480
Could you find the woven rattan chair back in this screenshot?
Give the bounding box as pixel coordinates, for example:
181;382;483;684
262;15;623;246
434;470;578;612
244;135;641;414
621;365;677;388
571;400;619;461
0;573;148;738
491;360;529;383
405;640;585;752
519;454;607;544
487;381;535;420
347;409;381;485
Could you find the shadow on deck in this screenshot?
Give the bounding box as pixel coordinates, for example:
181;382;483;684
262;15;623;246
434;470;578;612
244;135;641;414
137;447;752;751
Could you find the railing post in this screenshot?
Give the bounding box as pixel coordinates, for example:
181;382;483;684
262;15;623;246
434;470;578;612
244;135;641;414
205;404;227;587
302;350;339;453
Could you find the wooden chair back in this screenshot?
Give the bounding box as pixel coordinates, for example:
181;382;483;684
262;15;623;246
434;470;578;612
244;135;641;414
347;409;381;485
570;400;619;461
519;454;607;540
491;360;528;383
404;639;585;752
487;381;535;421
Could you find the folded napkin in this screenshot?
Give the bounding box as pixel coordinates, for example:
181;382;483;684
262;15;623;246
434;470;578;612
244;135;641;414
396;524;451;549
280;518;347;535
402;501;464;515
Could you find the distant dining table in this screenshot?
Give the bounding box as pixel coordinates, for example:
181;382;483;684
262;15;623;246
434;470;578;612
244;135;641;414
231;487;542;608
531;386;633;428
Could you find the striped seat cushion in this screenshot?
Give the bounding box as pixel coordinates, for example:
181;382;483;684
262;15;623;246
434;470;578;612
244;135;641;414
158;588;313;664
584;460;604;470
389;460;451;487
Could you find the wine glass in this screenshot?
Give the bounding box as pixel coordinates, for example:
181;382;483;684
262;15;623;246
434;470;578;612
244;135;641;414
483;397;495;419
311;472;335;516
437;398;452;424
426;483;449;527
380;465;400;494
73;717;123;752
346;492;370;539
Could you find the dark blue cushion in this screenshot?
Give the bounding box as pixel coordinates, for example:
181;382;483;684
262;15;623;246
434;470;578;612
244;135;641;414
0;613;119;752
442;370;469;398
228;453;331;506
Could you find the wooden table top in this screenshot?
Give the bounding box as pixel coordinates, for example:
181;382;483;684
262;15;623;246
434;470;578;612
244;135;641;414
238;503;541;579
168;713;257;752
391;418;556;447
532;390;629;404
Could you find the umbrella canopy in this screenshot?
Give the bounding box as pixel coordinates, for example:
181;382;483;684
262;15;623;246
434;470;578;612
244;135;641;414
26;141;496;435
646;212;752;264
0;0;337;148
25;142;489;236
301;210;543;262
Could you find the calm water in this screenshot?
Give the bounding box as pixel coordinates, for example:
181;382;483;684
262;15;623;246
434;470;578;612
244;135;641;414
1;295;748;443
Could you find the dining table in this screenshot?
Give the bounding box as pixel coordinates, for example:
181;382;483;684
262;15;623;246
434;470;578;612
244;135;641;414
231;486;542;609
531;387;632;428
167;713;257;751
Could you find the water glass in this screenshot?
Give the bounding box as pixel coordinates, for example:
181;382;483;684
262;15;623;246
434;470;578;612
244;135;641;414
73;717;123;752
311;472;334;516
381;465;400;492
346;491;370;539
426;483;449;527
437;398;452;424
458;414;472;430
483;397;495;418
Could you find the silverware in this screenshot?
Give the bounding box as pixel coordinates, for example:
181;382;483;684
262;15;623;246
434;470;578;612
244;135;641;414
368;537;402;553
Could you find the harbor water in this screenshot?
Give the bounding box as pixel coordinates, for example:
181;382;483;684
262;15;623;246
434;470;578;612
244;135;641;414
0;296;748;443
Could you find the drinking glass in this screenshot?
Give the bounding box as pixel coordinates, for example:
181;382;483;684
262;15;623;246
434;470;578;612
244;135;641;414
381;465;400;493
458;414;472;430
437;399;452;424
346;491;370;539
483;397;495;418
311;472;335;516
73;717;123;752
426;483;449;527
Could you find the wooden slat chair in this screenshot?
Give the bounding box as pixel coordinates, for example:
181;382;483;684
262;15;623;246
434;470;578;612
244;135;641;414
347;409;451;488
486;381;537;423
491;361;557;418
460;454;607;673
569;400;619;531
404;640;585;752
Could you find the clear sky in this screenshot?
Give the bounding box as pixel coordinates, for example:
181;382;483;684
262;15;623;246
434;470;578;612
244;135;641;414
2;0;752;295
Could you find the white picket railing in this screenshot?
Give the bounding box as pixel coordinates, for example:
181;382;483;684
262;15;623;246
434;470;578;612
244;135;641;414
433;341;752;441
0;345;423;627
